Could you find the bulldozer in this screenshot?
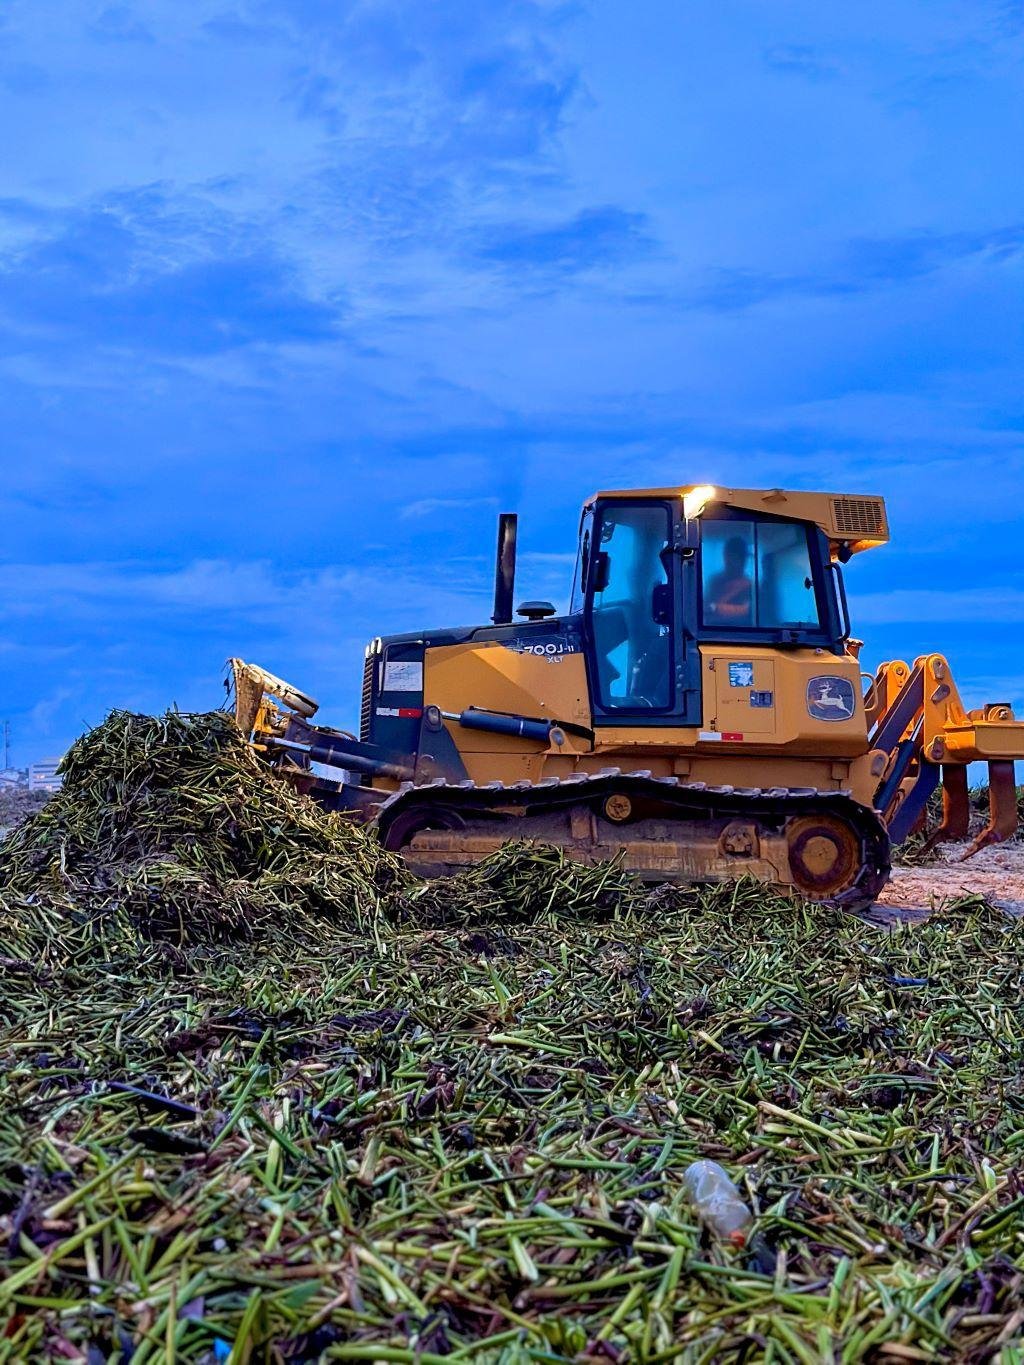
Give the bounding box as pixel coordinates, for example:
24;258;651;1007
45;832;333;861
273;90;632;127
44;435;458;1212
229;484;1024;911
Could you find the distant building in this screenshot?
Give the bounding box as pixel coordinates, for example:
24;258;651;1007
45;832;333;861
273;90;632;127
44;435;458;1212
0;767;27;789
29;758;63;793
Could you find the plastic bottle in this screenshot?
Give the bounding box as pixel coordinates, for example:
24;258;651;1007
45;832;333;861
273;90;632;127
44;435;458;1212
682;1159;752;1245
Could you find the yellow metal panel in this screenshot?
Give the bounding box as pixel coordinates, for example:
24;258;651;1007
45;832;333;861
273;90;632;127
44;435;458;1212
424;640;590;729
942;724;1024;762
864;660;911;731
697;647;868;756
423;640;590;781
914;653;1024;763
710;656;776;736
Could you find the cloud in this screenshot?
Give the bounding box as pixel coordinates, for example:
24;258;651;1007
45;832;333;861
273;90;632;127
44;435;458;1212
851;588;1024;625
519;551;576;565
400;496;499;521
763;44;840;81
0;192;340;355
471;206;654;276
951;674;1024;707
685;224;1024;312
239;0;581;208
28;687;75;736
87;5;155;43
844;226;1024;283
0;557;493;634
993;0;1024;36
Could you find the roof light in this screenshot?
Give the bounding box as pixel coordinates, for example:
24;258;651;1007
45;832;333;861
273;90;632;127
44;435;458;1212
683;484;717;519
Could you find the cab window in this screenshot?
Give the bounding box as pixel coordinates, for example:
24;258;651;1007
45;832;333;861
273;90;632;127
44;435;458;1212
591;504;673;710
702;519;820;631
569;511;593;615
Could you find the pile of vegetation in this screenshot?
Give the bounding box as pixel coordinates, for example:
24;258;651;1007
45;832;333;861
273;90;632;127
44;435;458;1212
0;711;408;962
1;712;1023;1361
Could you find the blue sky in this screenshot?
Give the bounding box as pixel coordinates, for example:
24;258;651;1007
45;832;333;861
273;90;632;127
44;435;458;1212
1;0;1023;763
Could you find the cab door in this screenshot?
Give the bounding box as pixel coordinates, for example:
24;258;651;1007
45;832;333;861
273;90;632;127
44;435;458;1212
584;499;702;727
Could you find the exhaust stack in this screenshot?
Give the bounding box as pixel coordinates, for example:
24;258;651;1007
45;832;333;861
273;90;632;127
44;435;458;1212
491;512;518;625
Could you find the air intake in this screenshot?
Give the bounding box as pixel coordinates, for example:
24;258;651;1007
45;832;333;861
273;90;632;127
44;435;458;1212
831;496;886;538
359;651;375;741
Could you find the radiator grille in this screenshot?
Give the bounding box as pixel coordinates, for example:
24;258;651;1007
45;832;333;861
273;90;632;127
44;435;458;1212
359;652;374;741
831;496;885;538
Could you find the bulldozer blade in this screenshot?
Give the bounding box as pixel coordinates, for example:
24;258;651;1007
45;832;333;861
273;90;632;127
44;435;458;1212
228;658;267;738
227;658;320;738
920;765;970;854
959;760;1018;860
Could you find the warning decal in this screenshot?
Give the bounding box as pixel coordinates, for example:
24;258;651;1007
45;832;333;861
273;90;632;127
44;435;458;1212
383;661;423;693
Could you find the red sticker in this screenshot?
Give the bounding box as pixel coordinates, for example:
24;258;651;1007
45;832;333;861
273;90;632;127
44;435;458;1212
721;732;744;741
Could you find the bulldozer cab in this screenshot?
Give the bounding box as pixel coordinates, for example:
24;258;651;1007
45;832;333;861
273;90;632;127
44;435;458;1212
571;488;854;727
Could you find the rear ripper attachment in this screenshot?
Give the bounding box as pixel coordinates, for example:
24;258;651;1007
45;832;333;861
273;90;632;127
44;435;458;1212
864;654;1024;859
375;772;891;912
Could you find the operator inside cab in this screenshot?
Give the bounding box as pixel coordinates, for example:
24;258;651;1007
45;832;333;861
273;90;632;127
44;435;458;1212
705;535;753;625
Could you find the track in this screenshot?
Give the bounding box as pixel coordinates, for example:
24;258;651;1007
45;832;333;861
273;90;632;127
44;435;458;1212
374;769;892;911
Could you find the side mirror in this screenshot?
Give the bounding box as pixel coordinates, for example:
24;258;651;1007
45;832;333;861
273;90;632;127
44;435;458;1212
593;551;611;594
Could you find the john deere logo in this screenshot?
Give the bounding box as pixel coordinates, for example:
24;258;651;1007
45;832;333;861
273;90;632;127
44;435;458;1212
807;676;856;722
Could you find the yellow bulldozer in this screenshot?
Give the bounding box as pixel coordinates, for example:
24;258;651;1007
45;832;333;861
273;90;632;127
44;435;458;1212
230;484;1024;911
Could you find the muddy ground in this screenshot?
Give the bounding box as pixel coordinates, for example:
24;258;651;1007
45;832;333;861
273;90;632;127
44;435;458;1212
881;839;1024;915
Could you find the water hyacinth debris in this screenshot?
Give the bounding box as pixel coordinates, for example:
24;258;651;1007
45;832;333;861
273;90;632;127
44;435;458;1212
0;710;408;958
1;709;1023;1360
